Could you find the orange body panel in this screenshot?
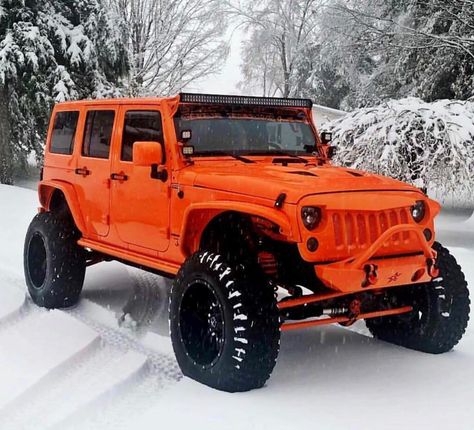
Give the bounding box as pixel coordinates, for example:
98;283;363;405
39;94;441;295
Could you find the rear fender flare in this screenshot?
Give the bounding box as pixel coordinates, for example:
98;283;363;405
38;180;86;234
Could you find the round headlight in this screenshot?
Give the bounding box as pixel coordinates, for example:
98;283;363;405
301;206;322;230
411;200;426;223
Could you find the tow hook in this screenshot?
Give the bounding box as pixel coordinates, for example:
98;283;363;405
427;258;440;278
362;264;378;288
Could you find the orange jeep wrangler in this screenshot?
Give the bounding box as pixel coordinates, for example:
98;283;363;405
24;93;470;392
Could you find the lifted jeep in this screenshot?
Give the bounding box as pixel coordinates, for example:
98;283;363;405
24;93;470;392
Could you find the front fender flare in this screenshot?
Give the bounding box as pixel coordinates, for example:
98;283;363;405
179;201;296;256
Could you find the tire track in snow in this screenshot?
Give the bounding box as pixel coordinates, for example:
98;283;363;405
0;263;182;429
66;299;180;376
0;338;129;428
50;358;180;430
122;269;170;330
0;299;182;430
52;300;182;429
0;298;41;334
0;267;33;327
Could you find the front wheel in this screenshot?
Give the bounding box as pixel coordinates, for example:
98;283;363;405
366;242;470;353
169;251;280;392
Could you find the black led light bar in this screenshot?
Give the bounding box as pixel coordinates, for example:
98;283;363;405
179;93;313;108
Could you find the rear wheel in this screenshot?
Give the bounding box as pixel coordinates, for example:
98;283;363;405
366;242;470;353
169;251;280;392
24;212;86;309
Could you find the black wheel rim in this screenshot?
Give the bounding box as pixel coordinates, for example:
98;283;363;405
179;280;225;367
28;232;47;289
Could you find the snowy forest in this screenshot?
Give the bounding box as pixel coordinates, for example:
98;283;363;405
1;0;474;189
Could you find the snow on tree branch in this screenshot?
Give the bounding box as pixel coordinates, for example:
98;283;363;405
0;1;129;184
323;98;474;203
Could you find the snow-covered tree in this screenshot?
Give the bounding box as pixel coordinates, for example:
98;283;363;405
323;98;474;204
108;0;229;96
227;0;322;97
0;0;128;184
239;30;281;97
314;0;474;109
233;0;474;110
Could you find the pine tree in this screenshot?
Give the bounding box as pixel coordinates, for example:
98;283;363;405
0;0;128;184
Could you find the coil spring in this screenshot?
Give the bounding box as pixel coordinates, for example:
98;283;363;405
258;251;278;277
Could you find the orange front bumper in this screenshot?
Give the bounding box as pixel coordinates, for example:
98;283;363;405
315;224;437;293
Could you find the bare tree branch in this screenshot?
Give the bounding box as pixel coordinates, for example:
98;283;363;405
108;0;229;95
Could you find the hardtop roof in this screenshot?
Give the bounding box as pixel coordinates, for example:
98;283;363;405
54;93;313;109
54;95;177;107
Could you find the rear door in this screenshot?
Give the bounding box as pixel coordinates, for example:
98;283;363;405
110;106;170;253
75;106;117;237
44;109;80;185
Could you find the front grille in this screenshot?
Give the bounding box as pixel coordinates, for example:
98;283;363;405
332;208;412;253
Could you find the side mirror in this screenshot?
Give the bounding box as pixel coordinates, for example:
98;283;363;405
133;141;163;167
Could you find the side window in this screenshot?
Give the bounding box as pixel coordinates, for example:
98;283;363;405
82;110;115;159
122;110;163;161
50;111;79;155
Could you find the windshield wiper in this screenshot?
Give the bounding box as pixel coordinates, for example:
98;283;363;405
196;151;255;164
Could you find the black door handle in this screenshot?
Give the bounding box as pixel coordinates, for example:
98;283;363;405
75;167;91;176
111;173;128;181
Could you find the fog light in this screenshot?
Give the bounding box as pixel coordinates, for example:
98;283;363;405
423;228;433;241
307;237;319;252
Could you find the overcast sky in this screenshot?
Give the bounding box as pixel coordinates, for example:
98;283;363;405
188;27;244;95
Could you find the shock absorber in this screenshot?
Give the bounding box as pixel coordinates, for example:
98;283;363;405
322;307;348;316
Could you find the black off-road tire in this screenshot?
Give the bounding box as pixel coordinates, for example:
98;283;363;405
24;212;86;309
169;251;280;392
366;242;470;353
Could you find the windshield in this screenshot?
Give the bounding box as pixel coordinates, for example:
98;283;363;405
174;117;317;155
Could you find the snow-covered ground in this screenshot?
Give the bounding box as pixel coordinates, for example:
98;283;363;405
0;183;473;429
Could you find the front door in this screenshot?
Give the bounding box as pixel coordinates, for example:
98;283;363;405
75;107;117;237
110;106;170;253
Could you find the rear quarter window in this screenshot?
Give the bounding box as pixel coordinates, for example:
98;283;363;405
49;111;80;155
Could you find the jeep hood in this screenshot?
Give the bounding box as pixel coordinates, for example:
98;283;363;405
188;163;419;204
